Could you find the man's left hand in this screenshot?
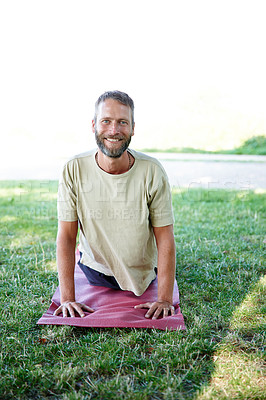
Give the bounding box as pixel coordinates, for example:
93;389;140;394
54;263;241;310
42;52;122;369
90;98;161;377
134;301;175;319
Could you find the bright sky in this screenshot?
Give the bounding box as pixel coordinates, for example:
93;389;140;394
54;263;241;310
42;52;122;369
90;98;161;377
1;0;265;177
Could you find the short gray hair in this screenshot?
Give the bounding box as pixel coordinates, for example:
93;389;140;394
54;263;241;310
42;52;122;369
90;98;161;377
94;90;134;125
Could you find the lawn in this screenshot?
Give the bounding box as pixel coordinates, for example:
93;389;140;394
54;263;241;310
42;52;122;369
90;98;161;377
0;181;265;399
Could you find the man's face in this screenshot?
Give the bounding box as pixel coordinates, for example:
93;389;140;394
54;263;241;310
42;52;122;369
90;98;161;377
92;99;135;158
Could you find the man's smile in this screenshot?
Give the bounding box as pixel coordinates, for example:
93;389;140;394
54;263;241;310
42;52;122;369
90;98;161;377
105;138;123;143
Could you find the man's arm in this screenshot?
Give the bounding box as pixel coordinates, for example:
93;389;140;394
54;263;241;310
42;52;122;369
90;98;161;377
53;220;94;317
135;224;176;319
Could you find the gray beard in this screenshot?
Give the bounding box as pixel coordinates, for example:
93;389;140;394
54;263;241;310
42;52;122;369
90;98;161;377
95;130;132;158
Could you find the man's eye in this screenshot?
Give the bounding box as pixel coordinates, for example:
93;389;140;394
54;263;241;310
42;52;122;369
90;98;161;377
102;120;109;124
120;121;128;125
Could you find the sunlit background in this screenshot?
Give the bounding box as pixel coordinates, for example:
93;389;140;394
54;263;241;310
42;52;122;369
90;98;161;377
1;0;265;179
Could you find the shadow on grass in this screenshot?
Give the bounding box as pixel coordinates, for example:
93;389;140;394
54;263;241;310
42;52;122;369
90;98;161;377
195;275;265;399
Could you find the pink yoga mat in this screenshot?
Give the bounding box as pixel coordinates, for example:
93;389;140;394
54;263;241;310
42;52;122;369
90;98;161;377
38;256;186;331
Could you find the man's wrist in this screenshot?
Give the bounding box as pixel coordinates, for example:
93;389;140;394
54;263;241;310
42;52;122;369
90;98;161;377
157;298;173;304
61;298;75;304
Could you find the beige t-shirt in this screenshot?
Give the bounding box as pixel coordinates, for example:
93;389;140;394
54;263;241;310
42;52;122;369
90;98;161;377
57;149;174;296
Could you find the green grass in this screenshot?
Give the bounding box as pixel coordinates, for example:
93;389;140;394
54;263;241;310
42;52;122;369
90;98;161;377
0;181;265;399
140;135;266;155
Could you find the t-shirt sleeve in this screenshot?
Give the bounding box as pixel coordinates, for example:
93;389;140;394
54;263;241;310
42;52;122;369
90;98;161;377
57;161;78;221
148;165;174;227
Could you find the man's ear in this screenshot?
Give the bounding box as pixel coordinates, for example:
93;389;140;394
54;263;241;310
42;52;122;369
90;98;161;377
131;122;135;136
92;119;96;133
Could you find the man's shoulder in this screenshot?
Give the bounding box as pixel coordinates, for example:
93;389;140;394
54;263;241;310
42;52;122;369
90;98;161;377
60;150;96;179
130;149;166;172
66;149;96;164
130;150;162;166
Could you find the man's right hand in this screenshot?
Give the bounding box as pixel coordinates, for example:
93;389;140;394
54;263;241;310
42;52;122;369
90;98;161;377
53;301;94;318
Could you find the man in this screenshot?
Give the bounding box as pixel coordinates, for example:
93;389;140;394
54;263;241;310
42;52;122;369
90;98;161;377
54;90;176;320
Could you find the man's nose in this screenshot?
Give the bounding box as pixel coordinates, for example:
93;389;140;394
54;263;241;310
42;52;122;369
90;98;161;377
109;121;120;135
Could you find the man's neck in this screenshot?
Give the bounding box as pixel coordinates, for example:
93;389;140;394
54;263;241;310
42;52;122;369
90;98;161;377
96;150;133;175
